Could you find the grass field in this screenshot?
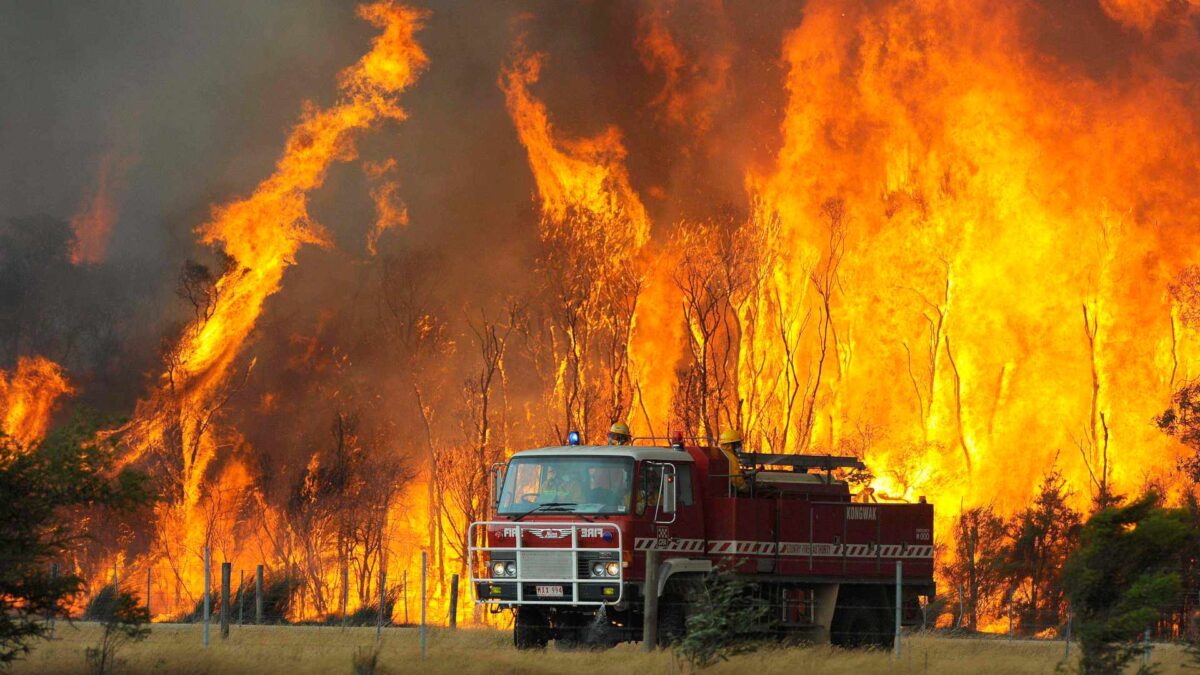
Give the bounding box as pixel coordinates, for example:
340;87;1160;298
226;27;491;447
10;623;1192;674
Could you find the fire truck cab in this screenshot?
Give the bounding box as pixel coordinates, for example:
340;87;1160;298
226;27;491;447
470;439;934;649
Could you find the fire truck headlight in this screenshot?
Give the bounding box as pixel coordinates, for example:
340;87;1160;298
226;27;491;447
590;561;606;577
605;562;620;577
491;561;506;577
504;561;517;577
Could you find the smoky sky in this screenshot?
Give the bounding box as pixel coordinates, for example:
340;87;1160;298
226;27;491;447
4;0;1185;413
0;1;794;399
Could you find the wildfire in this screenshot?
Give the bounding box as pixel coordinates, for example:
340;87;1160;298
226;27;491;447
749;0;1200;515
111;0;429;616
11;0;1200;630
0;356;73;447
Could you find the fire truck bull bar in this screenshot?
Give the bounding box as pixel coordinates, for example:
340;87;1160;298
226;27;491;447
468;521;624;606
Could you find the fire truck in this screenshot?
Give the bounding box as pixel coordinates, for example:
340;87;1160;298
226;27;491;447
469;436;934;649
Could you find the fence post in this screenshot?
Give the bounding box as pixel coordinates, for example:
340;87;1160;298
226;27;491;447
341;566;349;630
403;570;409;625
1007;594;1014;641
1065;610;1072;659
377;564;387;644
239;570;244;626
894;560;902;658
643;549;660;652
146;567;152;621
48;563;58;638
449;574;459;628
203;547;210;649
956;583;964;629
420;552;427;659
255;565;263;625
1143;627;1151;665
221;562;231;639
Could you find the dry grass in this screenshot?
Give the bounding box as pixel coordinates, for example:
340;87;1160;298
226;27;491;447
10;623;1191;674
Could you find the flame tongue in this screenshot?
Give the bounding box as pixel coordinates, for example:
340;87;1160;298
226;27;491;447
0;356;73;447
111;2;428;611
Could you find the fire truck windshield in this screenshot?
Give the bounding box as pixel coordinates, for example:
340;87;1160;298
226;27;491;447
498;456;634;515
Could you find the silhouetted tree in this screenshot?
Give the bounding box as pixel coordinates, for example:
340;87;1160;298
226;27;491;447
1001;468;1081;634
942;505;1006;631
0;414;150;664
1064;492;1189;673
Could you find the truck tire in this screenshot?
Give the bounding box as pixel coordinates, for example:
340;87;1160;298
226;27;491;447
514;609;549;650
657;595;687;647
831;590;892;648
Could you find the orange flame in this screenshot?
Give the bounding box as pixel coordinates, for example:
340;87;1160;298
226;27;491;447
364;159;407;255
69;154;129;266
635;1;730;134
0;356;73;447
500;45;649;245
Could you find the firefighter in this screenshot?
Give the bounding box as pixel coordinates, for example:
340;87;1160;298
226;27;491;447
607;421;632;445
542;465;583;503
717;429;748;493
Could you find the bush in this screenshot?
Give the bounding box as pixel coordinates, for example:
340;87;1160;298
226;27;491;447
84;588;149;675
327;586;402;627
675;570;774;670
182;572;298;624
352;644;380;675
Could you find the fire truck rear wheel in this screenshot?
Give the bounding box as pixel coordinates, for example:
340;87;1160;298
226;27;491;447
831;590;892;649
514;609;549;650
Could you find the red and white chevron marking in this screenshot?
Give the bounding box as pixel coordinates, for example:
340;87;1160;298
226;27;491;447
632;538;934;558
708;541;934;559
633;537;706;552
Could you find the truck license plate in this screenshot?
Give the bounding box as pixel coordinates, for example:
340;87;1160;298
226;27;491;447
535;585;563;597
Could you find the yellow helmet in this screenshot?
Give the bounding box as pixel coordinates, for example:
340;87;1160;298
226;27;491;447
718;429;742;446
610;421;631;436
608;421;632;445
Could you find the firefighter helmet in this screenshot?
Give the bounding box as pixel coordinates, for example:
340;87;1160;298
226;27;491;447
607;421;632;445
718;429;742;446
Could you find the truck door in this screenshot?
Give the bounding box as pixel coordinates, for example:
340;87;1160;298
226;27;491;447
633;461;704;561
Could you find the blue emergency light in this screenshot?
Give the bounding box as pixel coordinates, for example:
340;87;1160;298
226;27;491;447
568;430;581;446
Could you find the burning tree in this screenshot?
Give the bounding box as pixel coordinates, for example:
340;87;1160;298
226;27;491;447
942;505;1006;631
529;207;644;443
669;211;768;441
438;309;515;609
999;468;1081;635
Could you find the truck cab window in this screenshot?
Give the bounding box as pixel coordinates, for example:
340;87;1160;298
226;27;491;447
635;463;663;516
677;464;694;506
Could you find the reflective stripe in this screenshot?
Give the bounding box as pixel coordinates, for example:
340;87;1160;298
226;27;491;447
705;540;934;559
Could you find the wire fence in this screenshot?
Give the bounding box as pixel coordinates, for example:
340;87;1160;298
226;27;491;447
54;555;1200;670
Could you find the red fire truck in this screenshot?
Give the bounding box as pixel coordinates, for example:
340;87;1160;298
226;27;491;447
470;437;934;649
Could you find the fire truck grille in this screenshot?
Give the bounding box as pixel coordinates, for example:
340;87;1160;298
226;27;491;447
518;550;573;580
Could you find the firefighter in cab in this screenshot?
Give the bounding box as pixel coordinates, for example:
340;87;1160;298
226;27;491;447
718;429;748;493
607;421;632;445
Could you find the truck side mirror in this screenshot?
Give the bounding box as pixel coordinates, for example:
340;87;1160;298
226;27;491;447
662;474;677;514
490;463;506;512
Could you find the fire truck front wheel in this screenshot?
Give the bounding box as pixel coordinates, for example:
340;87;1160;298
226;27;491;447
657;595;687;647
514;608;550;650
